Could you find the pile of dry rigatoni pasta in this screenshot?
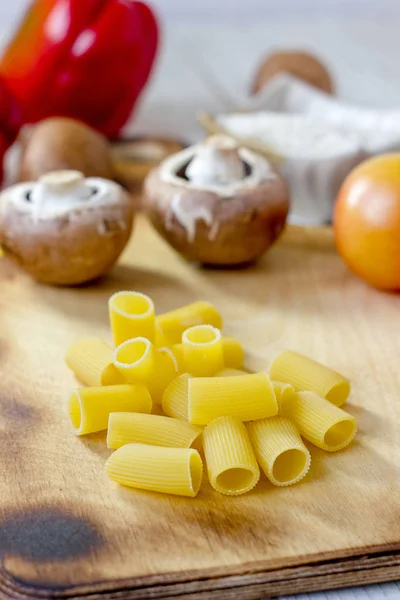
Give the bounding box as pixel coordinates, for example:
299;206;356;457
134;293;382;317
65;291;357;497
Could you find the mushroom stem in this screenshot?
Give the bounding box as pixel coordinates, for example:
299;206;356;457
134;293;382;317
186;135;245;186
39;169;85;193
31;170;92;214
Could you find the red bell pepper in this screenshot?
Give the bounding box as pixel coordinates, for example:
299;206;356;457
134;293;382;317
0;76;21;183
0;0;159;138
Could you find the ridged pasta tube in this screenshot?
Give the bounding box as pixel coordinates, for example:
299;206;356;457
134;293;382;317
188;373;277;425
146;347;179;403
182;325;224;376
269;350;350;406
106;443;203;497
203;416;260;495
107;412;202;449
156;301;222;345
172;337;244;373
162;373;191;421
283;391;357;452
221;337;244;369
65;337;124;386
68;384;152;436
248;417;310;486
272;380;296;413
217;368;247;376
109;291;155;346
113;338;154;383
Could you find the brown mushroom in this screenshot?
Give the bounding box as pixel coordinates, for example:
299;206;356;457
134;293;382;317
0;170;134;285
18;117;114;182
143;135;290;266
251;50;334;95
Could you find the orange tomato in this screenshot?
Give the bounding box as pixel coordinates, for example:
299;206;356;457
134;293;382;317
334;154;400;291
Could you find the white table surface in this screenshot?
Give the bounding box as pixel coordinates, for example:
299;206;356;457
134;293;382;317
0;2;399;598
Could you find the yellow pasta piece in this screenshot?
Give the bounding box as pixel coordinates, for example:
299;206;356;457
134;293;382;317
68;384;152;436
203;416;260;495
156;301;222;345
269;350;350;406
113;337;154;383
188;373;277;425
172;338;244;373
109;291;155;346
247;417;310;486
162;373;191;421
221;337;244;369
283;391;357;452
107;412;202;449
171;344;185;373
105;443;203;497
217;368;247;376
182;325;224;377
147;347;179;403
65;337;124;386
155;322;168;348
272;380;296;413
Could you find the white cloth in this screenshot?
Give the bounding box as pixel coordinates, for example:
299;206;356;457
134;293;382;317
213;73;400;223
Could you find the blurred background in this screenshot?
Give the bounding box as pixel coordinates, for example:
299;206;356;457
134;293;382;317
2;0;400;142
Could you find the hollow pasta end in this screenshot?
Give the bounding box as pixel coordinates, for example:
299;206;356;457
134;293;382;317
109;291;154;319
271;448;309;486
189;451;203;496
323;418;357;451
214;465;259;495
114;338;152;368
325;380;351;406
69;391;82;434
183;325;221;346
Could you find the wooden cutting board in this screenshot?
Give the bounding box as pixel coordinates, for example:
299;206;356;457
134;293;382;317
0;216;399;599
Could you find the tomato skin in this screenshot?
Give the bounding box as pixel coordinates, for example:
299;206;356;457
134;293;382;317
334;154;400;291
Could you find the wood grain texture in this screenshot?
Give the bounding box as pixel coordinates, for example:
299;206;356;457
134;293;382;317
0;217;399;599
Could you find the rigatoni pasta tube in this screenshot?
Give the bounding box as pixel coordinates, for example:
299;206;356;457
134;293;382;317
109;291;155;346
106;443;203;497
156;301;222;345
203;416;260;495
273;380;296;413
188;373;277;425
113;338;154;383
155;322;168;348
65;338;124;386
269;350;350;406
284;391;357;452
68;384;152;436
217;368;247;376
182;325;224;377
248;417;310;486
162;373;191;421
221;337;244;369
107;413;202;449
147;347;179;403
172;338;244;373
171;344;185;373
